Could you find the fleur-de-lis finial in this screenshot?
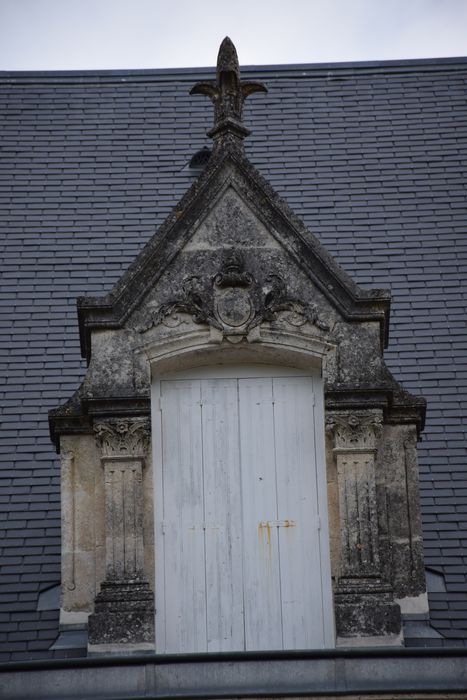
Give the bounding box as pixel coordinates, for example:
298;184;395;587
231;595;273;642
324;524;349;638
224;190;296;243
190;37;267;148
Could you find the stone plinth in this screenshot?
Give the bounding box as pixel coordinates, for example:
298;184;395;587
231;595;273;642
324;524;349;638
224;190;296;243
87;577;154;647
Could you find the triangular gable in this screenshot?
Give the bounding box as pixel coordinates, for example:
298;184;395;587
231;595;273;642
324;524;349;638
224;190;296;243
78;148;390;361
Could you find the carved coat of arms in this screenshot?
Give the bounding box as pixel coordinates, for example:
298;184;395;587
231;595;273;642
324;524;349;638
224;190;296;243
213;252;254;328
138;251;329;337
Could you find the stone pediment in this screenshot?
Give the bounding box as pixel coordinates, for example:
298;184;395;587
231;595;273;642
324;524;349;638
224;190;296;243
130;183;337;343
77;150;391;362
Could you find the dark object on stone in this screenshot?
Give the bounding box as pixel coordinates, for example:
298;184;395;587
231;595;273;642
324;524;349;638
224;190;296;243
189;146;211;170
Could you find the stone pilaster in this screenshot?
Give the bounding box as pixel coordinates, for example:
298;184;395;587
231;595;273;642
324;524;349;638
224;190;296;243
326;410;402;642
87;417;154;651
60;450;76;596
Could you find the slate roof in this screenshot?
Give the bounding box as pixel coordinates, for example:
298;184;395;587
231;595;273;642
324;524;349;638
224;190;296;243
1;57;467;660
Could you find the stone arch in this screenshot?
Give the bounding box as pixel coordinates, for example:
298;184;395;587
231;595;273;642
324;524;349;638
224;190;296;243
139;327;335;378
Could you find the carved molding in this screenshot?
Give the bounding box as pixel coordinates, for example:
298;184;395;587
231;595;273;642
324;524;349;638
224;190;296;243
138;251;329;338
326;410;383;452
94;418;150;459
60;450;76;592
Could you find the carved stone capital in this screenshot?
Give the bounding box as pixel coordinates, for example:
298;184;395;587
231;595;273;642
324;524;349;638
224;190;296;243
94;417;150;459
325;410;383;452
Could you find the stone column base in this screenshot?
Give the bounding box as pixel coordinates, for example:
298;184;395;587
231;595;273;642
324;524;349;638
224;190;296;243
87;577;154;649
335;578;402;641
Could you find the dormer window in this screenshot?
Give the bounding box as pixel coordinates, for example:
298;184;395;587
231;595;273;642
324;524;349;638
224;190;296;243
50;39;427;656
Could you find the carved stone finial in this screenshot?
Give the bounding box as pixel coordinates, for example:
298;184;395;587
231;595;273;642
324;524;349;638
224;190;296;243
190;37;267;148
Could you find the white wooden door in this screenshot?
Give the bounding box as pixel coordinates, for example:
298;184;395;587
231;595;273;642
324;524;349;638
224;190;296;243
152;365;333;653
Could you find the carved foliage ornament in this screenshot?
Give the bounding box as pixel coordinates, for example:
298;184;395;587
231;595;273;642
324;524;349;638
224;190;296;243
94;418;151;459
325;411;383;452
138;251;330;336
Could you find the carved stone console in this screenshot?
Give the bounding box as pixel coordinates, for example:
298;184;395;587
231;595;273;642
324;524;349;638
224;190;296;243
326;410;402;642
87;418;154;651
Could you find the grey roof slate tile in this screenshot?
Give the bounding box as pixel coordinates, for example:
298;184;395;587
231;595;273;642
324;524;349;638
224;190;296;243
1;56;467;658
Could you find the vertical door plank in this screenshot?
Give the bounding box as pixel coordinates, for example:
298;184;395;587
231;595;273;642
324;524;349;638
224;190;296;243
313;375;336;648
238;377;283;651
153;381;166;652
201;378;244;651
273;376;324;649
159;379;206;653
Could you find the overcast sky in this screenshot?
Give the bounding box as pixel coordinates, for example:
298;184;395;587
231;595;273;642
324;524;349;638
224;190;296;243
1;0;467;71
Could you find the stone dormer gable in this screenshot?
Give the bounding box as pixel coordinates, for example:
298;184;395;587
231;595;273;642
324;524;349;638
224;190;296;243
51;39;425;447
76;137;392;361
50;39;427;656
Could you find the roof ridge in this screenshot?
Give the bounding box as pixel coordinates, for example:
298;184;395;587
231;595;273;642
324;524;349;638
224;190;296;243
1;55;467;84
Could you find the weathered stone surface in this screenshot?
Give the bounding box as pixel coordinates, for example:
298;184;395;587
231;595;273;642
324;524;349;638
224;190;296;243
86;417;154;648
87;578;154;645
59;434;101;622
326;410;383;579
93;418;150;581
335;587;402;638
377;424;427;608
326;410;403;639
